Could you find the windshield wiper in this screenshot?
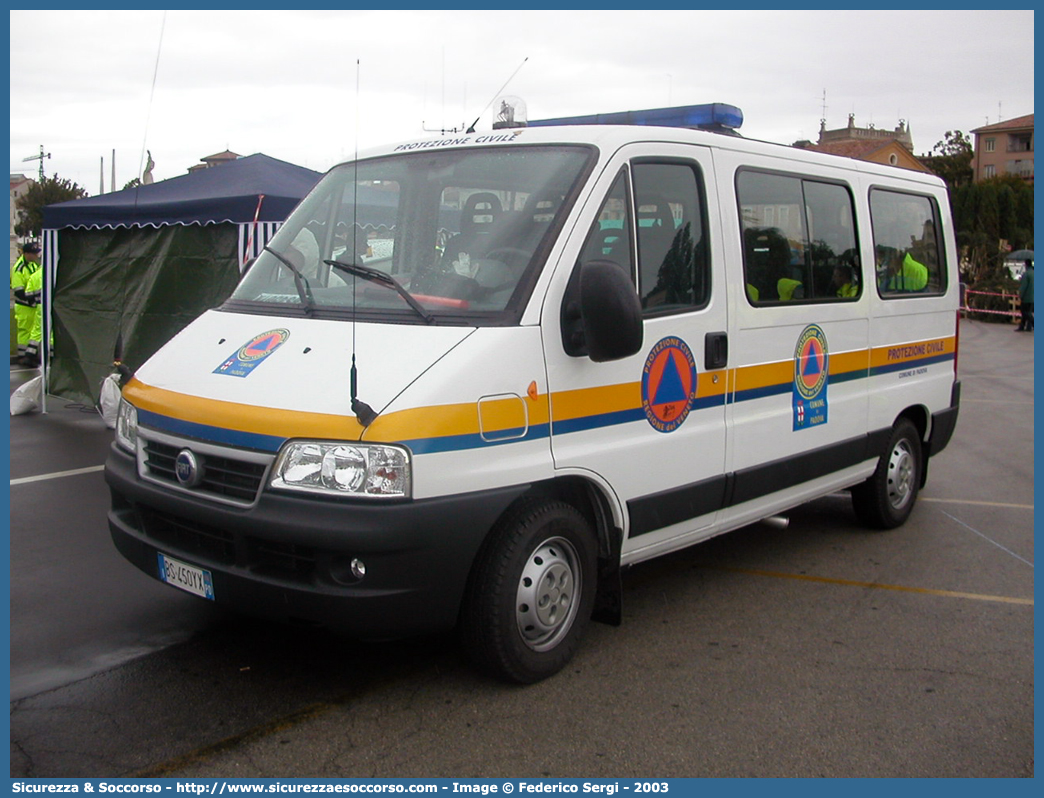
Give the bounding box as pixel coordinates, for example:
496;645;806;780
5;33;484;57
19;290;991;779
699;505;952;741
264;246;315;314
325;259;435;325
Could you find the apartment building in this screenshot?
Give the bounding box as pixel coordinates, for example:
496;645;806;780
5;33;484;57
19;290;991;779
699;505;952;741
971;114;1034;182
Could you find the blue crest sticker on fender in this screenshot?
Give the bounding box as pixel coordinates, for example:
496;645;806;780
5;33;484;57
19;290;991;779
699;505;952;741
642;336;698;433
793;324;828;430
214;329;290;377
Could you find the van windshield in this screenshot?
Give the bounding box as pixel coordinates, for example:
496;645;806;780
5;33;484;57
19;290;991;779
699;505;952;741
225;145;593;324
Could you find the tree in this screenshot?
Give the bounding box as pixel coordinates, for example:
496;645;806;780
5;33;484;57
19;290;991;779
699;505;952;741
924;130;973;191
14;175;88;238
952;175;1034;283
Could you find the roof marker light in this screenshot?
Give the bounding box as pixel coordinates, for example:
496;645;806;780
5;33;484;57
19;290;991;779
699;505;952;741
527;103;743;134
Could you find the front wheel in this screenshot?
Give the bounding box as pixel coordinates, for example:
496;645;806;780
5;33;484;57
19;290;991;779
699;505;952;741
460;499;597;684
852;418;923;529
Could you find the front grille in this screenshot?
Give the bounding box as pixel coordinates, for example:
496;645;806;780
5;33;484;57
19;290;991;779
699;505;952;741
131;507;319;585
247;537;318;581
143;440;268;503
131;434;320;586
138;507;237;564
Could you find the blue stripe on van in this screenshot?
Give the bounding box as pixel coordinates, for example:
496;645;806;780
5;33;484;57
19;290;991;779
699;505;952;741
828;368;870;384
140;407;553;457
137;409;286;453
403;423;551;455
553;393;728;436
731;382;791;404
869;352;955;377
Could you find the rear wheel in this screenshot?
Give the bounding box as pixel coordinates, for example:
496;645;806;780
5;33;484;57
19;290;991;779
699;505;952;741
461;499;597;684
852;418;922;529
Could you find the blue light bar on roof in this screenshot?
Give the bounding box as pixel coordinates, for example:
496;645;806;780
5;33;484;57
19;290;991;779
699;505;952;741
528;103;743;132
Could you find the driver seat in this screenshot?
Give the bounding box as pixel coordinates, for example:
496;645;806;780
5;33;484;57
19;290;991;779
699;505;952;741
442;192;502;271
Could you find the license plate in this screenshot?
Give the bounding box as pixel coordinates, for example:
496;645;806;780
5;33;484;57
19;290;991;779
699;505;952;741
157;552;215;600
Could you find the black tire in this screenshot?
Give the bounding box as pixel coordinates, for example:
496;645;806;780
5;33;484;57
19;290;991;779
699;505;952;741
460;499;597;684
852;418;923;530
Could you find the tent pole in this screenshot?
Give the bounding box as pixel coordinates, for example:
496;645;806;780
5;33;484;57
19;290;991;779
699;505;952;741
40;229;55;414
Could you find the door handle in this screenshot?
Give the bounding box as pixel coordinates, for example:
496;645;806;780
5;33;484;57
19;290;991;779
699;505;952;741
705;331;728;370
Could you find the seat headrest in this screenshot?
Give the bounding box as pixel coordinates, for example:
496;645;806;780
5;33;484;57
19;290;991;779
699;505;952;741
637;196;674;230
460;192;502;236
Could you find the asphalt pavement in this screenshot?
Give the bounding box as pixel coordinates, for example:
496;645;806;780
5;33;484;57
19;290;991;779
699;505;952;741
7;319;1034;778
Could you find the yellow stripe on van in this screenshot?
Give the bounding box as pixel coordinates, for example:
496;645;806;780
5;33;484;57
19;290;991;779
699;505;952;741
125;334;955;453
732;360;792;396
870;336;956;371
549;370;727;424
368;393;551;441
830;349;872;376
125;379;367;442
125;378;552;453
550;382;641;423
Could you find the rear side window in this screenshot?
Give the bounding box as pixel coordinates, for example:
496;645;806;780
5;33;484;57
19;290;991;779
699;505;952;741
737;170;860;304
870;189;946;296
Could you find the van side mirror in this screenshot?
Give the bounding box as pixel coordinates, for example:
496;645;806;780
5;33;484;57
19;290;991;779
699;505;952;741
561;260;644;362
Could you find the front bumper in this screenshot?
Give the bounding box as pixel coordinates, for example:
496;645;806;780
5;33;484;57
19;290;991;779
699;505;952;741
105;443;528;638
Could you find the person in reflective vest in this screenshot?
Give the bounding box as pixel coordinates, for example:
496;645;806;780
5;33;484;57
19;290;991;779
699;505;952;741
833;264;858;298
23;264;44;367
11;241;41;362
777;277;804;301
886;252;929;292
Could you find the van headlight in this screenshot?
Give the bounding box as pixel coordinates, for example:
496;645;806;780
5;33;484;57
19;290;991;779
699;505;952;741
115;399;138;453
271;441;411;498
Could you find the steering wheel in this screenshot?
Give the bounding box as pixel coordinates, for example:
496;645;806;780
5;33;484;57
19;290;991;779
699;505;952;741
482;247;531;267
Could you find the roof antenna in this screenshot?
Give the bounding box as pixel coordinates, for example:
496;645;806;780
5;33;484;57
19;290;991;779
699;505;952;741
422;46;467;134
465;57;528;133
350;58;377;428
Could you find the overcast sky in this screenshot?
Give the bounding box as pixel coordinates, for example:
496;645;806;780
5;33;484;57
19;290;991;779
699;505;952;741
9;8;1035;193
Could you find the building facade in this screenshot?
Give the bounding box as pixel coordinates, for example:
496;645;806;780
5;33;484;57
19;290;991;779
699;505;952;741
817;114;915;152
187;150;242;173
794;114;929;172
970;114;1034;183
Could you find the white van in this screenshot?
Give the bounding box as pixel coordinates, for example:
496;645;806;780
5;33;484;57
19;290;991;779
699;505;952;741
106;105;960;683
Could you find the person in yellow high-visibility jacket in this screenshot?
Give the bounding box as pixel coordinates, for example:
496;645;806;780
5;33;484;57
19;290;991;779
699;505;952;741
886;252;929;292
23;263;44;367
777;277;804;301
833;264;859;298
11;241;41;362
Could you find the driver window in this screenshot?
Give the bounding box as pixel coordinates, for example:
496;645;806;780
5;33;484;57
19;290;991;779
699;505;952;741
578;171;634;280
632;162;709;314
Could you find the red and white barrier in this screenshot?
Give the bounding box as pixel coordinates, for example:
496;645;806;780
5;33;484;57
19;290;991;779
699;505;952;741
961;289;1021;319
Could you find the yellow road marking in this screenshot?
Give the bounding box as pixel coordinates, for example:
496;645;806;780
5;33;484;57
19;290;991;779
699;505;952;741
921;497;1033;510
703;565;1033;606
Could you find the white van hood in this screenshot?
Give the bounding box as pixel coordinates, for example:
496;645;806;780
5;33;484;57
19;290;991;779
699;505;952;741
127;310;474;446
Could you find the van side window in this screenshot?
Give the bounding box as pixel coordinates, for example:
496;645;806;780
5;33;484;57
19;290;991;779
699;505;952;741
870;189;946;296
737;170;860;304
632;163;710;314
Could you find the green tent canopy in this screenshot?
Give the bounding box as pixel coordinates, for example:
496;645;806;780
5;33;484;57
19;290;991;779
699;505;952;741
39;153;321;406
